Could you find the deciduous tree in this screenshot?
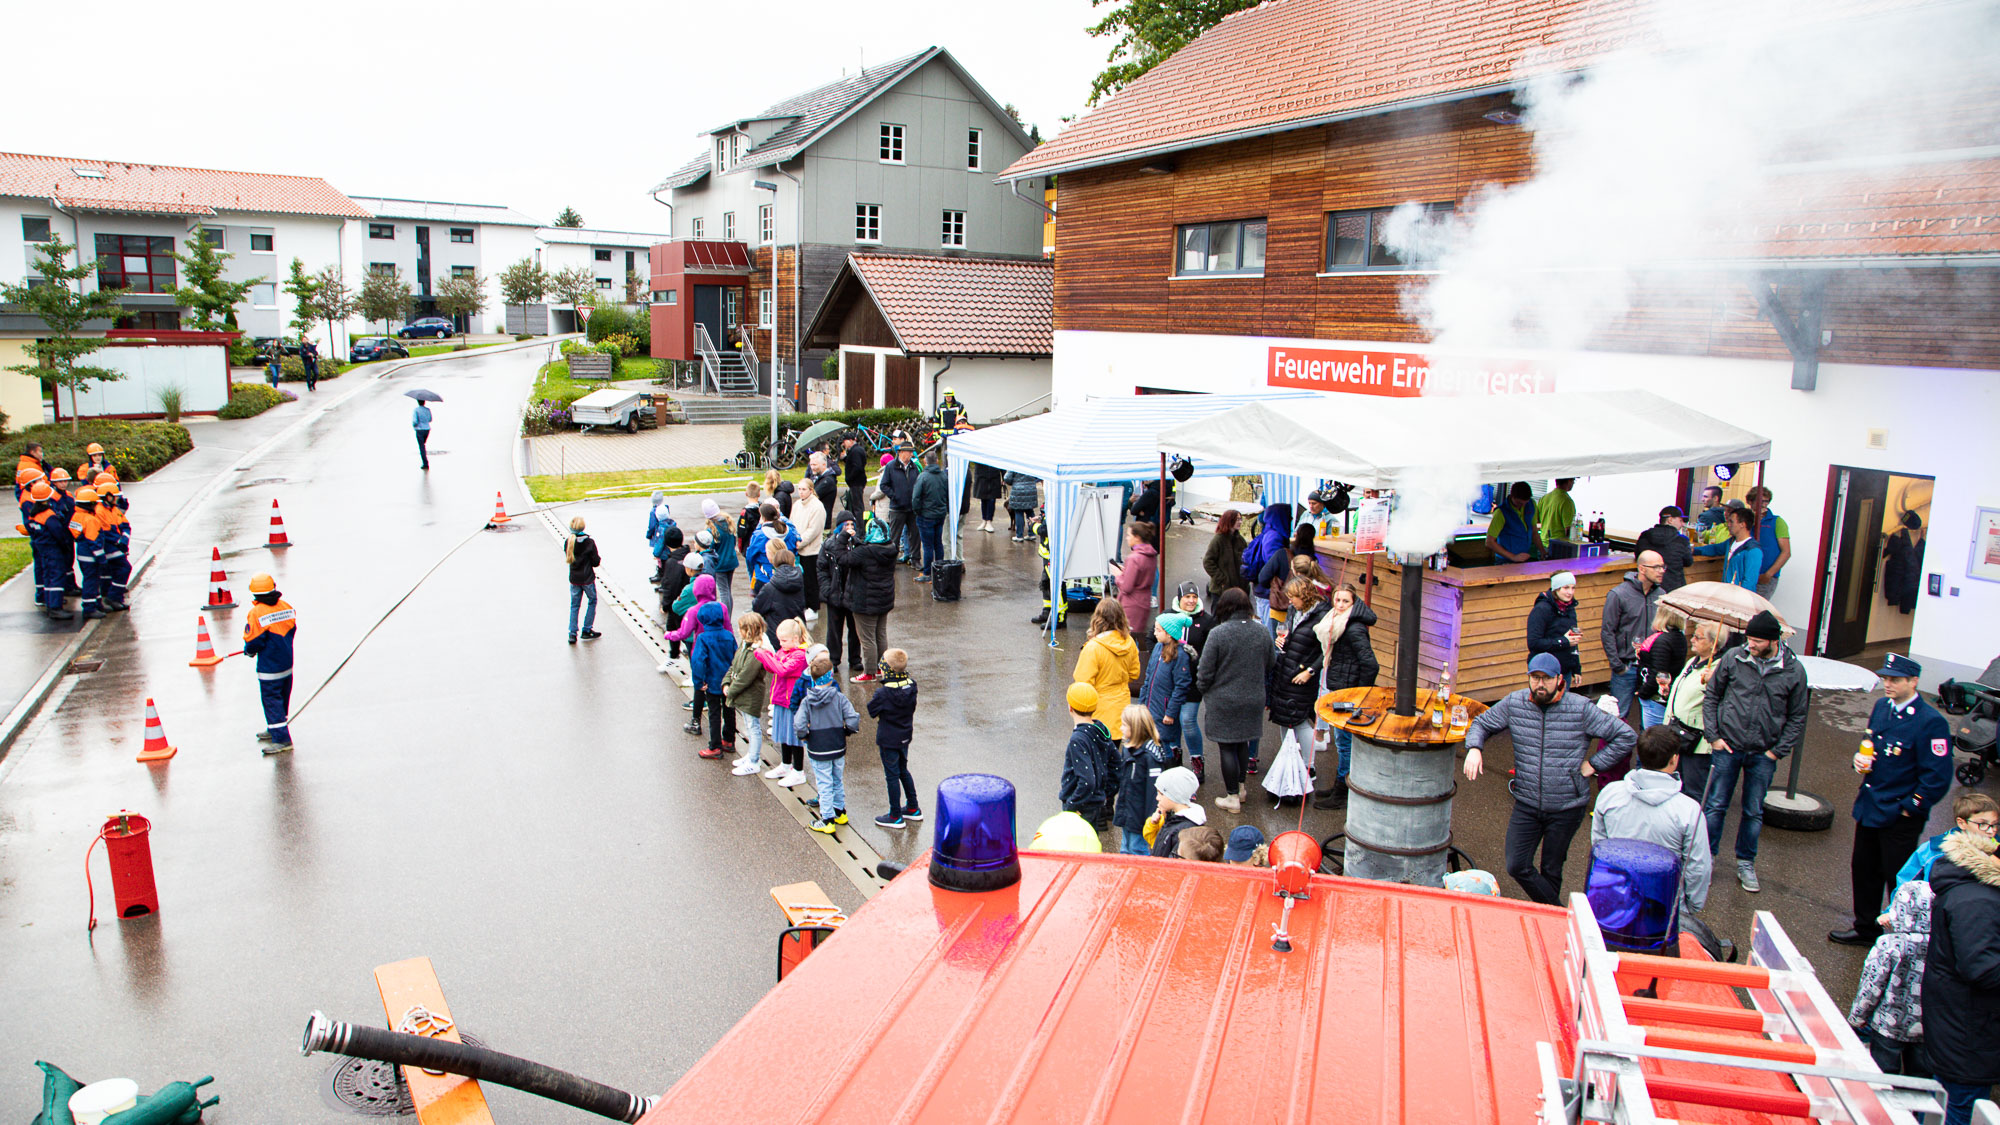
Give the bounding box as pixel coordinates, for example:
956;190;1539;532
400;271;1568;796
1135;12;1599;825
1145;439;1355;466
169;233;256;330
433;271;488;337
282;258;320;343
0;236;127;431
498;257;549;332
309;265;356;360
548;266;596;315
356;267;413;335
1086;0;1255;105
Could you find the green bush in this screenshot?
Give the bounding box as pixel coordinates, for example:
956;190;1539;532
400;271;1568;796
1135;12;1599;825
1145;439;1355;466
742;408;923;453
1;420;193;481
515;333;534;341
277;355;344;382
218;382;296;419
584;303;649;354
228;336;262;366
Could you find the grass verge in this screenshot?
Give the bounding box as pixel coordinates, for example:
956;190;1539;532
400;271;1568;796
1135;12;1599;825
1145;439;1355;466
407;341;509;359
0;538;29;587
524;465;761;503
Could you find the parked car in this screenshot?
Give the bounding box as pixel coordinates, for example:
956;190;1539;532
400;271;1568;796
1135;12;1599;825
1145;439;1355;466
350;337;410;363
251;336;302;357
397;318;456;339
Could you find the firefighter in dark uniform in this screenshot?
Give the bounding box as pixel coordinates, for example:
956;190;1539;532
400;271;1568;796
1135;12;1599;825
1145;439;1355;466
91;473;130;610
1830;652;1953;946
48;467;80;597
935;387;971;434
21;480;72;620
1029;508;1066;629
68;485;107;620
243;573;298;753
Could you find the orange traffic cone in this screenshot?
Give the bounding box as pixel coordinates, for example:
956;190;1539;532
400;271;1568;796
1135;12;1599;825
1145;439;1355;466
488;491;511;525
136;698;177;762
188;615;224;668
205;547;235;609
267;498;290;548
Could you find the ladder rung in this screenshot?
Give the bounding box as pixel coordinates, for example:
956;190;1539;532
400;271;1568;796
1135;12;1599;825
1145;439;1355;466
1613;953;1770;989
1639;1027;1818;1065
1623;996;1767;1033
1646;1075;1812;1118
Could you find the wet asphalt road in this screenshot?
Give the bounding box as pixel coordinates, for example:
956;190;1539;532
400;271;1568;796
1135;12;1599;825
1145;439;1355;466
0;345;1944;1117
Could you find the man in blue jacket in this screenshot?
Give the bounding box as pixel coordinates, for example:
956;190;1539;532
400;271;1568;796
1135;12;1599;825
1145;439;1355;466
1465;652;1638;904
1692;505;1762;590
878;445;920;566
1831;653;1954;946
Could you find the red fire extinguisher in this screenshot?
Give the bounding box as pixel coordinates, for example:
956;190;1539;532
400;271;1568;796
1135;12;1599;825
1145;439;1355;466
87;811;159;931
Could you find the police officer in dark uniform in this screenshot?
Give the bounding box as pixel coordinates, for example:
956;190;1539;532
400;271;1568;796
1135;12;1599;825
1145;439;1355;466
1831;653;1953;946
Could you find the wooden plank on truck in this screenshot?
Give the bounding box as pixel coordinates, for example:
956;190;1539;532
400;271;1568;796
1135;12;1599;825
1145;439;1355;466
375;956;496;1125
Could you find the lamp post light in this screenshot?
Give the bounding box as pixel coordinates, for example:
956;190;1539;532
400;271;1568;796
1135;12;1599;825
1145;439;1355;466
754;178;785;461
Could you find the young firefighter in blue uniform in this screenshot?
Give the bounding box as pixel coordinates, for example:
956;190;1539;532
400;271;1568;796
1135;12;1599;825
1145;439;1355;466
1829;653;1954;947
21;480;73;620
90;473;129;610
67;485;108;620
242;573;297;754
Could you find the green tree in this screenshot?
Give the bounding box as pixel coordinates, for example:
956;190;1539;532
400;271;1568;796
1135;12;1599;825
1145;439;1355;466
356;266;413;335
624;269;644;305
309;265;356;360
433;270;488;336
553;207;584;228
0;236;128;431
1085;0;1256;105
498;257;549;333
548;265;596;317
282;257;320;343
168;232;256;330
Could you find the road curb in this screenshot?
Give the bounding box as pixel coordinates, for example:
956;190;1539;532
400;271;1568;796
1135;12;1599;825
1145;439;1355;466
0;334;576;761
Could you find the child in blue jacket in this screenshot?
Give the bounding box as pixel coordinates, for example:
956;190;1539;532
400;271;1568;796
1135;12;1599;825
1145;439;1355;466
1138;613;1193;761
686;601;738;756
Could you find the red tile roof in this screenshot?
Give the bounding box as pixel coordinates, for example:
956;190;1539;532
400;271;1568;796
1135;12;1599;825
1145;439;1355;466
840;255;1053;355
0;151;367;219
1001;0;1928;181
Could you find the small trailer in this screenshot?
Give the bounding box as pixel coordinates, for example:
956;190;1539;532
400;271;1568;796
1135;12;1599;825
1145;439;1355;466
569;388;651;433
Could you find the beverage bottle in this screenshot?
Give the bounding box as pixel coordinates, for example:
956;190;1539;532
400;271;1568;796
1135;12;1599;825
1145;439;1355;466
1571;515;1584;543
1858;733;1876;773
1431;675;1448;727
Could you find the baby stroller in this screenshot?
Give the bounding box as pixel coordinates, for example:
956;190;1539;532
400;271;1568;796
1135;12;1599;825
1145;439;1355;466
1938;656;2000;786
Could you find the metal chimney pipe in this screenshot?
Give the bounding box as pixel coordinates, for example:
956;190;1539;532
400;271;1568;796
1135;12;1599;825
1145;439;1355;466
1394;561;1423;717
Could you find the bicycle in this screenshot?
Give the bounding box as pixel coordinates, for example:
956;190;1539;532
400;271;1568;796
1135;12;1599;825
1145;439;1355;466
725;427;799;471
851;418;943;458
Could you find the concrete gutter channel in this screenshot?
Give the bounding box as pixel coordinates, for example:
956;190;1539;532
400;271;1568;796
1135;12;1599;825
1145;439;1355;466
0;334;573;762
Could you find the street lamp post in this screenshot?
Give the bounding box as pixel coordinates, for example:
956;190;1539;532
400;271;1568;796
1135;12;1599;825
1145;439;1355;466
753;178;784;463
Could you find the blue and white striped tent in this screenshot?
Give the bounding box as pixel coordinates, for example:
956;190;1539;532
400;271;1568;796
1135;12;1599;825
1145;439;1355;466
944;394;1314;638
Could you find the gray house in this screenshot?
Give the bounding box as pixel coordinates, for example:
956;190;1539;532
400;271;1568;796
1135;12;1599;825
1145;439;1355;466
647;46;1049;410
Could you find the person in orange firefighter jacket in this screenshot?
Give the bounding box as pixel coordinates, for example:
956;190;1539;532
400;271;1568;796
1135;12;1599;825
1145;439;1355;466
68;486;107;619
20;480;73;619
243;573;296;752
90;474;130;610
78;442;114;484
48;467;81;597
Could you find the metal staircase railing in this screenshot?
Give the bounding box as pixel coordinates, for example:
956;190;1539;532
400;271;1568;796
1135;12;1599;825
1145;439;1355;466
693;322;724;396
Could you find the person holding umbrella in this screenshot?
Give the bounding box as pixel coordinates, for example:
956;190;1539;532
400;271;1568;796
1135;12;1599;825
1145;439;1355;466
406;389;440;470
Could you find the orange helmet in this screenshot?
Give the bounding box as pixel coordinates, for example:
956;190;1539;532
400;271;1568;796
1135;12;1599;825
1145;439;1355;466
248;573;277;594
28;481;54;502
92;472;118;491
85;442;105;455
74;486;99;503
14;466;43;487
49;467;70;483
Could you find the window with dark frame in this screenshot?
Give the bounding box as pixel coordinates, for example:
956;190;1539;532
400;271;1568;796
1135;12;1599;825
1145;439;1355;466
451;266;475;279
941;209;966;248
201;228;225;248
93;233;176;293
855;204;881;243
595;277;613;289
967;128;983;170
1323;203;1454;271
369;262;396;276
450;227;474;243
369;223;395;239
115;309;181;330
593;248;612;262
250;232;273;252
1173;219;1267;276
653;289;678;305
21;216;52;242
879;123;905;164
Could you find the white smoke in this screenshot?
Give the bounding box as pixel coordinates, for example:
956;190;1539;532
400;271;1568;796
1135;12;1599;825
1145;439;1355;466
1377;0;2000;558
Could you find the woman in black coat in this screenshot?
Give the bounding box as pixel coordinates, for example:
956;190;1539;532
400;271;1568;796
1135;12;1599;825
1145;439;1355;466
1314;583;1378;806
1195;587;1275;813
1922;828;2000;1120
1268;578;1329;737
972;463;1006;534
1525;573;1584;683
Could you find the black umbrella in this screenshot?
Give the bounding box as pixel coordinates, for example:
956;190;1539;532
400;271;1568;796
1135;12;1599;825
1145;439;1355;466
403;389;442;402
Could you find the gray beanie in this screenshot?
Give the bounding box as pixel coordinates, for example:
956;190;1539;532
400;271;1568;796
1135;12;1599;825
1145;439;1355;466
1155;766;1198;807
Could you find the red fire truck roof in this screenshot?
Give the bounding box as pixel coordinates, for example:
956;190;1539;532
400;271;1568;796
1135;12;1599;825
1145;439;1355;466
646;851;1585;1123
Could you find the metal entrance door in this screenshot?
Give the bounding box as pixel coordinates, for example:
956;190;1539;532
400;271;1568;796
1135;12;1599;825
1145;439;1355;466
693;287;724;352
1818;466;1888;658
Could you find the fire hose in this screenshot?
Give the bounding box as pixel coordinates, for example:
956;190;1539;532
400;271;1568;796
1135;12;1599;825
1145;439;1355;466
300;1011;656;1122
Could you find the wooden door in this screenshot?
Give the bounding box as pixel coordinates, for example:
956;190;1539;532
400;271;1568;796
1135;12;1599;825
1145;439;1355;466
1821;467;1888;658
845;352;875;410
883;354;919;409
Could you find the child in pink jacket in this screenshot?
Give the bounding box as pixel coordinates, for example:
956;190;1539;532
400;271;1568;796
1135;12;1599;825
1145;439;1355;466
754;617;811;787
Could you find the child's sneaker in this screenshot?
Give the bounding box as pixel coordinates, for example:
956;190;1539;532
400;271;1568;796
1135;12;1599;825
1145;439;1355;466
874;812;906;828
779;768;808;788
901;806;924;822
731;758;762;775
809;818;837;835
1191;756;1205;784
833;810;849;825
851;672;878;682
682;719;701;735
699;745;724;759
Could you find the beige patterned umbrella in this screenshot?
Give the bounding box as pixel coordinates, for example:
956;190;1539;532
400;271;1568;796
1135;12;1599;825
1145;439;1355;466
1660;581;1788;633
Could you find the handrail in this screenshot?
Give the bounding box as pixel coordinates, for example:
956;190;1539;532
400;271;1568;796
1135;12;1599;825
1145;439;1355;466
738;330;760;387
693;322;723;396
990;389;1052;422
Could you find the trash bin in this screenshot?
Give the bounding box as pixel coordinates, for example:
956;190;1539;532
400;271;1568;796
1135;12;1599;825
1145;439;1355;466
931;559;964;602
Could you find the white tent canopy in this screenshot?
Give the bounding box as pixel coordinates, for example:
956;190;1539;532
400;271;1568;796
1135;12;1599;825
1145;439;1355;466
1153;390;1772;488
944;394;1316;634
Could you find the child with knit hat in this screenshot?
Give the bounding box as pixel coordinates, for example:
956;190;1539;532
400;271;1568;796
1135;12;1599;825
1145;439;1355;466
1138;612;1194;762
1061;682;1116;831
1146;766;1206;858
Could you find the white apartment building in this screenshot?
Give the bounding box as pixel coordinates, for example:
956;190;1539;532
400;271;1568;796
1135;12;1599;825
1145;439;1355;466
344;197;543;335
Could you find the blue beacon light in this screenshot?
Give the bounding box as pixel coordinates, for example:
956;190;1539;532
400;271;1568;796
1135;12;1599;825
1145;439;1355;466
930;774;1022;892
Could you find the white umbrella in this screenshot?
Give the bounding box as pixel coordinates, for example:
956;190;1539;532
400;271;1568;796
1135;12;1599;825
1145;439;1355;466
1797;655;1880;692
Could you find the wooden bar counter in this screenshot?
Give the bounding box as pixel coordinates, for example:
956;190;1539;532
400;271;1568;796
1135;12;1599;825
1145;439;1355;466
1307;536;1721;704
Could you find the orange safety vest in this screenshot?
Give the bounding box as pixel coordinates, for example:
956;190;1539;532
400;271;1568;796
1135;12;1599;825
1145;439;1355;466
244;599;297;642
79;459;116;483
68;507;102;544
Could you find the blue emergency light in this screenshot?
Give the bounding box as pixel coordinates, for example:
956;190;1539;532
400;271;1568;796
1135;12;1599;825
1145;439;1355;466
930;774;1021;893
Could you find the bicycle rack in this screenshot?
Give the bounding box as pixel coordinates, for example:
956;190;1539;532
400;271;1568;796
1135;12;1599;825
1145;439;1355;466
1540;893;1945;1124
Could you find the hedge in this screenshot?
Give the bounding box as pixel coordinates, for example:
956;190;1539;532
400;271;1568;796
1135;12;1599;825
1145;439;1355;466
742;408;924;453
1;420;193;481
218;382;296;419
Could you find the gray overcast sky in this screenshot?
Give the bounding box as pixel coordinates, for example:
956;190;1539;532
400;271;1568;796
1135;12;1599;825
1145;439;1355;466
11;0;1108;235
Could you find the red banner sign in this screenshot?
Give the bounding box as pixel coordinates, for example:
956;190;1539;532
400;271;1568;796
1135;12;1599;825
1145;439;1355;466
1267;347;1555;397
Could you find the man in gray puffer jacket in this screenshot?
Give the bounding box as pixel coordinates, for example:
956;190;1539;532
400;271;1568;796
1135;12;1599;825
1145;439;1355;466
1466;652;1638;904
1701;609;1810;893
1600;551;1665;719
